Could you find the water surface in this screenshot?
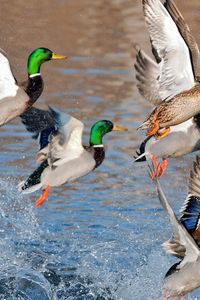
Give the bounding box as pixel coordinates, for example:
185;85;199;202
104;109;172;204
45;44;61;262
0;0;200;299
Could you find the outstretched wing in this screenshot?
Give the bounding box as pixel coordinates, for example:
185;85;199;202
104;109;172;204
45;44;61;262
180;197;200;235
0;48;20;99
142;0;195;101
180;157;200;242
134;45;161;106
21;106;85;166
164;0;200;81
21;107;55;134
186;156;200;199
154;177;200;267
47;107;85;168
20;106;55;150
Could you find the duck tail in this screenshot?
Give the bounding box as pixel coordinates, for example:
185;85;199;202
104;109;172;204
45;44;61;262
18;181;42;194
134;152;147;162
133;137;151;162
17;160;48;194
17;180;25;191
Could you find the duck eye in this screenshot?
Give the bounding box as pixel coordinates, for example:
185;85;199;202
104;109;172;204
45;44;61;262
106;121;111;126
42;48;49;54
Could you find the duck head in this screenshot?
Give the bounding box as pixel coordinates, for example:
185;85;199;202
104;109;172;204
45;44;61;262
89;120;127;146
27;47;66;75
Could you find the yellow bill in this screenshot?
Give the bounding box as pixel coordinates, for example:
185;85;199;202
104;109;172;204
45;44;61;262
52;52;67;59
113;124;128;131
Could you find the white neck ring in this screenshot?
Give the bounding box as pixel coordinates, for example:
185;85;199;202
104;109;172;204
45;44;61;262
29;73;41;78
93;144;104;148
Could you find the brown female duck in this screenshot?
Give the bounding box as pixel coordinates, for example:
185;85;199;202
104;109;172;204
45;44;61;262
138;0;200;139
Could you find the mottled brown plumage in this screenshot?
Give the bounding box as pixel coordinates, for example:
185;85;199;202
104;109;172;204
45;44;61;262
139;84;200;136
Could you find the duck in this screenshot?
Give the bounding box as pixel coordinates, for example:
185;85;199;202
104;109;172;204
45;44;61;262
134;0;200;177
151;156;200;299
18;106;127;207
137;0;200;139
139;85;200;138
0;47;66;127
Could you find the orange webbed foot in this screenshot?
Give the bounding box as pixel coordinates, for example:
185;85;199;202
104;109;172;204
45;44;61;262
158;158;168;177
36;185;51;208
149;155;159;180
149;155;168;180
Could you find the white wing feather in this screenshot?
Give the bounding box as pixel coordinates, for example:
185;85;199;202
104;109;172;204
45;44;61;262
155;178;200;267
48;108;85;167
134;45;162;105
143;0;195;100
0;49;18;99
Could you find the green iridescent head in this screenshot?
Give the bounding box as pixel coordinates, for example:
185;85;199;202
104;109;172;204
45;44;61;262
89;120;127;146
27;47;66;75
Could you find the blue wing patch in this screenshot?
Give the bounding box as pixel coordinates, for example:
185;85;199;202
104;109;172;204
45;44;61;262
39;127;55;150
180;196;200;232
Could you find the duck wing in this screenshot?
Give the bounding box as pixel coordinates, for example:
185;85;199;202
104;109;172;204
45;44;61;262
47;107;85;168
180;156;200;244
163;156;200;258
21;107;55;135
154;177;200;267
21;106;56;163
134;45;161;106
21;107;85;166
187;156;200;197
164;0;200;81
142;0;195;101
0;48;21;100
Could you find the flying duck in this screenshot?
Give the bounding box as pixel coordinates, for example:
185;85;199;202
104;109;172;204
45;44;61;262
18;107;127;207
151;156;200;299
134;0;200;177
138;0;200;139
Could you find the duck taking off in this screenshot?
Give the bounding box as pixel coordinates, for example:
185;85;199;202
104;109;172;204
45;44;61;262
151;156;200;299
18;107;127;207
134;0;200;177
136;0;200;139
0;47;66;127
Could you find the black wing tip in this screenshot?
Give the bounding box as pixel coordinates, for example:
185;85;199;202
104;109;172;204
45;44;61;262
133;152;147;162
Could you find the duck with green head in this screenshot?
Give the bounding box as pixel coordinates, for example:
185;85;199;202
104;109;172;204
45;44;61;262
0;47;66;126
19;106;127;207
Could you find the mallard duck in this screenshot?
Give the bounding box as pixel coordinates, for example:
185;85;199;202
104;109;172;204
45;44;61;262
18;107;127;207
134;0;200;177
151;156;200;299
134;46;200;170
0;47;66;126
138;0;200;139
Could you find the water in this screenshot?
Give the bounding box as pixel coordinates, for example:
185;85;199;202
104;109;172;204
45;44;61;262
0;0;200;299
